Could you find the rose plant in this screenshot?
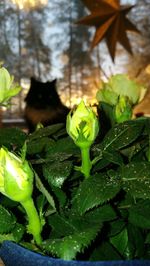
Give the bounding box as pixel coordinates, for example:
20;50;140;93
0;68;150;264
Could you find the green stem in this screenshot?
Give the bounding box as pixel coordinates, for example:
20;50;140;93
80;146;92;178
21;197;42;246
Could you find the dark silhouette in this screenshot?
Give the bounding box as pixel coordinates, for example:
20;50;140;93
24;77;70;132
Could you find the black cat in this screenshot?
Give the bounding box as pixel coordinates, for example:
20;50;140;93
24;77;70;132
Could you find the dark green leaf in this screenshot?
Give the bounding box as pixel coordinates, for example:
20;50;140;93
48;213;76;236
92;158;110;172
30;152;72;165
48;206;104;236
101;120;144;151
35;172;56;210
0;128;26;148
83;204;116;224
121;162;150;199
145;232;150;244
120;139;147;161
0;205;16;233
110;228;128;256
46;136;80;155
129;200;150;229
12;223;25;242
90;241;122;261
43;161;72;188
28;123;64;141
50;186;67;208
73;174;120;214
103;150;123;166
46;152;72;162
43;226;100;260
127;223;145;258
109;220;126;237
27;137;54;155
144;118;150;135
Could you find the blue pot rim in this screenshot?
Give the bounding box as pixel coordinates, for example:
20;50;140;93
0;241;150;266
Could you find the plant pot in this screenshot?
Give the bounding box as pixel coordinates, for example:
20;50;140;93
0;241;150;266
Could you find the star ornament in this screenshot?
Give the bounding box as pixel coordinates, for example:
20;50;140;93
77;0;140;61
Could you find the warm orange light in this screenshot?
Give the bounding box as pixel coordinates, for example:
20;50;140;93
11;0;48;10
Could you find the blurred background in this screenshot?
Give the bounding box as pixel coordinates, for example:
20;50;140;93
0;0;150;125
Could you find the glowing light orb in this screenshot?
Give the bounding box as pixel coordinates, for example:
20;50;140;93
11;0;48;10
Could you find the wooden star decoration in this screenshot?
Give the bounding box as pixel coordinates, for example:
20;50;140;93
77;0;140;61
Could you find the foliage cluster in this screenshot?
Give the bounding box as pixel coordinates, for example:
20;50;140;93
0;115;150;261
0;69;150;262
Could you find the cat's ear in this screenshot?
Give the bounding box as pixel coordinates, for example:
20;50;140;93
52;79;57;84
47;79;57;86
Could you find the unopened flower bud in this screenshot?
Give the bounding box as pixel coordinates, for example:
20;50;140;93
66;101;99;148
0;147;33;202
96;84;118;106
115;96;132;123
0;67;21;105
96;74;147;107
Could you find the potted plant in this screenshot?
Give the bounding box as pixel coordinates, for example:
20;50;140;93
0;68;150;266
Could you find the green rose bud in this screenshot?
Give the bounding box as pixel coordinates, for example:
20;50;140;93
0;147;42;245
0;67;21;105
96;74;147;106
66;101;99;148
0;147;33;202
109;74;143;105
96;83;118;106
114;96;132;123
67;101;99;178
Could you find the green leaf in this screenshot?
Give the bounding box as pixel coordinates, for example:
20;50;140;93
27;137;54;155
101;120;144;151
46;136;80;155
121;162;150;199
46;152;72;163
92;146;110;171
93;159;110;172
0;128;26;148
109;220;126;237
90;242;122;261
120;140;147;162
0;205;16;233
29;152;72;165
43;227;100;260
84;204;117;223
145;232;150;244
28;123;64;141
73;174;120;214
103;150;123;166
50;186;67;208
12;223;25;242
43;161;72;188
110;228;128;256
127;223;145;258
48;213;76;236
0;233;15;243
35;172;56;210
129;200;150;229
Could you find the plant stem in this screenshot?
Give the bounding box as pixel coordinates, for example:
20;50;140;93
81;146;92;178
21;197;42;246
